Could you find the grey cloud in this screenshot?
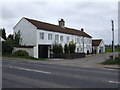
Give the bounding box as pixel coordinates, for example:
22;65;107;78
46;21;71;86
1;1;118;44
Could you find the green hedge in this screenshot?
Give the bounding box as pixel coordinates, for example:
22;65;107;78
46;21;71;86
13;50;29;56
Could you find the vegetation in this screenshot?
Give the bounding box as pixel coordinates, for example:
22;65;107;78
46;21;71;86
2;38;14;54
2;30;21;54
13;50;29;57
64;44;69;53
101;54;120;65
3;54;46;60
69;40;76;53
52;43;63;54
0;28;7;40
105;48;120;52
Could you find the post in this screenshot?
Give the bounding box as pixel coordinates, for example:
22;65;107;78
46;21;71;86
111;20;115;59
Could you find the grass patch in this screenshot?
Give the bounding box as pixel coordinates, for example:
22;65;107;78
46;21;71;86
105;48;120;52
101;54;120;65
2;54;46;60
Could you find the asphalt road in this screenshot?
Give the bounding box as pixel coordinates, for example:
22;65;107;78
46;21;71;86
2;56;119;88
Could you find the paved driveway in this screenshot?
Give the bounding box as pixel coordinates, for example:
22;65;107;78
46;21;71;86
41;52;119;68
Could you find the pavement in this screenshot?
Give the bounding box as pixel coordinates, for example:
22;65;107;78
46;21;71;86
3;52;120;70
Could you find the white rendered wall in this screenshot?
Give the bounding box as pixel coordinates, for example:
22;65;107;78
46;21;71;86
36;29;92;55
13;47;34;57
13;18;37;46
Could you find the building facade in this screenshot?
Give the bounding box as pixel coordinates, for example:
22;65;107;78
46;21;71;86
92;39;105;53
13;17;92;58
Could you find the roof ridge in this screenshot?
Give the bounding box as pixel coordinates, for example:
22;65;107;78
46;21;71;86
24;17;92;38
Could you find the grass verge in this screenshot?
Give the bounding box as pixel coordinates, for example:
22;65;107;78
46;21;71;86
2;54;46;60
101;54;120;65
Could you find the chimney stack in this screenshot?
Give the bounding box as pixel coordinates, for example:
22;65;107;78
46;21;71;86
59;18;65;28
81;28;84;32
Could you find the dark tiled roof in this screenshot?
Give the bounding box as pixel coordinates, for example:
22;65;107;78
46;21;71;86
92;39;102;46
25;17;92;38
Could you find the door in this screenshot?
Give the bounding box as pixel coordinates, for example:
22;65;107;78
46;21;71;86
100;46;104;53
38;45;50;58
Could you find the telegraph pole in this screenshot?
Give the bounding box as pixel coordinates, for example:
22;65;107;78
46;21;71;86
111;20;115;59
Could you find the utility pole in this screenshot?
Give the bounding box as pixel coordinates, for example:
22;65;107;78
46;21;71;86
111;20;115;59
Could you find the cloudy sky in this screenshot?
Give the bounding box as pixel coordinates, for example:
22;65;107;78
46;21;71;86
0;0;118;45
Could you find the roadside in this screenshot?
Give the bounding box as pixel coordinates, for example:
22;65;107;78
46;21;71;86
2;52;120;70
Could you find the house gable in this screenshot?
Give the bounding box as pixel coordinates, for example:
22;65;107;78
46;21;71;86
13;17;37;46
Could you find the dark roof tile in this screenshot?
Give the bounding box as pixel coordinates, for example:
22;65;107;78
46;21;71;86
25;17;92;38
92;39;102;46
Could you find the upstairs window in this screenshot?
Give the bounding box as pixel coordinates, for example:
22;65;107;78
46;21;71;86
55;34;59;42
77;38;79;43
48;33;52;40
60;36;63;42
40;32;44;39
67;36;69;43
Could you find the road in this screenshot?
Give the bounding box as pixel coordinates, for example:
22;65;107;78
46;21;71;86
2;54;119;88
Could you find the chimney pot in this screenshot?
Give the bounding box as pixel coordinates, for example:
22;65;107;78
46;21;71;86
59;18;65;28
81;28;84;32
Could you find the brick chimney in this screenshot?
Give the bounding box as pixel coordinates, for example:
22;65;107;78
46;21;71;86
59;18;65;28
81;28;84;32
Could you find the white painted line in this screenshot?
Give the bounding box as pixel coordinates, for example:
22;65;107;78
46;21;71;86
104;68;119;71
108;81;120;84
9;66;51;74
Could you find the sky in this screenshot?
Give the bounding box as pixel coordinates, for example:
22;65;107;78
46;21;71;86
0;0;119;45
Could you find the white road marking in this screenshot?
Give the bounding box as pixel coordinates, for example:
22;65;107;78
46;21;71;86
9;66;51;74
104;68;119;71
108;81;120;84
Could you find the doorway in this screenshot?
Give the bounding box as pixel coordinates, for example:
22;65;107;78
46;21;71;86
38;45;51;58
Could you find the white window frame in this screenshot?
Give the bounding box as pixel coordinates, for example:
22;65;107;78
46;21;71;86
48;33;52;40
55;34;59;42
60;36;63;42
40;32;44;39
67;36;69;43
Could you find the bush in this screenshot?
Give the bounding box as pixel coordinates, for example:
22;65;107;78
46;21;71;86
52;43;63;54
2;40;14;54
64;44;69;53
69;40;76;53
13;50;29;57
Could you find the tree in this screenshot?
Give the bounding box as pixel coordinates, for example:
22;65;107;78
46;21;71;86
64;43;69;53
52;43;63;54
14;30;21;46
2;40;14;54
8;34;14;40
69;40;76;53
1;28;7;40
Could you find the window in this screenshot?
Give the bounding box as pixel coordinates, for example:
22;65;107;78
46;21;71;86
60;36;63;42
77;47;79;52
48;33;52;40
40;32;44;39
77;38;79;43
67;37;69;43
55;34;59;42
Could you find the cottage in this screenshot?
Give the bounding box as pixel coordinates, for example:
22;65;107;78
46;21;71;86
13;17;92;58
92;39;105;53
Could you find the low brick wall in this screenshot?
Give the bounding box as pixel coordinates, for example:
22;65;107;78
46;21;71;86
53;53;86;59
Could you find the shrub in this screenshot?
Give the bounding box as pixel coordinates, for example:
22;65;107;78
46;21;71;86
52;43;63;54
13;50;29;57
2;40;14;54
69;40;76;53
64;44;69;53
